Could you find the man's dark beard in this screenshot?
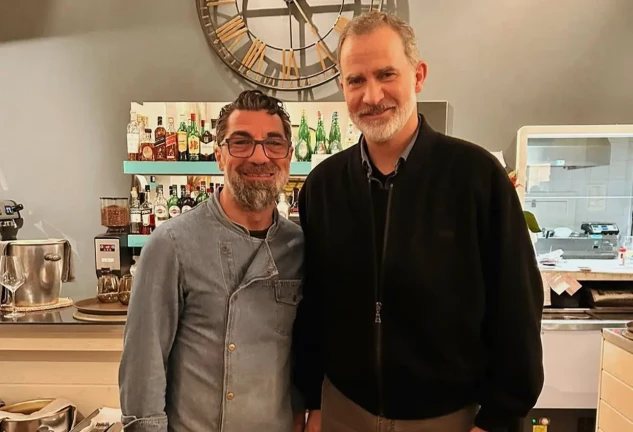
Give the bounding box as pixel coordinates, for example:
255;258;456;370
225;163;288;212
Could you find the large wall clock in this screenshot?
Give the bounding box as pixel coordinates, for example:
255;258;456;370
197;0;386;91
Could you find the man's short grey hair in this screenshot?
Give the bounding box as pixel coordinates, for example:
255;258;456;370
337;10;420;67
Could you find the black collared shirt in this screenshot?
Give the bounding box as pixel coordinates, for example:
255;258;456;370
361;116;421;279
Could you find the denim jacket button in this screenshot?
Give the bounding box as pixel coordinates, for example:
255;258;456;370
228;343;236;351
227;392;235;400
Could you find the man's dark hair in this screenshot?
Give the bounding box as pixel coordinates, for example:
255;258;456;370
216;90;292;146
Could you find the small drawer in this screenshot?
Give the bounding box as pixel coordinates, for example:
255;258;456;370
603;341;633;388
598;400;633;432
601;371;633;423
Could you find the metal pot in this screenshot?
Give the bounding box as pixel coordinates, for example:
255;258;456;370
6;240;66;307
0;399;74;432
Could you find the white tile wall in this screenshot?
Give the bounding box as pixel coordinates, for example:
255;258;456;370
526;138;633;236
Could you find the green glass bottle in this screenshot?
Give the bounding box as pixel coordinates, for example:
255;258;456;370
295;110;312;162
187;113;201;162
328;111;343;154
314;111;327;155
196;181;209;204
177;114;189;161
168;184;180;218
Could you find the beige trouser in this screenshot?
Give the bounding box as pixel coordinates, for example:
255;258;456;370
321;377;477;432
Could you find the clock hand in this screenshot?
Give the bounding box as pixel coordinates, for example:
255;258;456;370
290;0;319;38
291;0;337;63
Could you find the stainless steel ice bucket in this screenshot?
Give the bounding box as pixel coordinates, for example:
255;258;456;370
6;240;66;307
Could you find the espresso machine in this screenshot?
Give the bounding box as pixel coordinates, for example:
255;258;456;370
0;200;24;241
0;200;24;305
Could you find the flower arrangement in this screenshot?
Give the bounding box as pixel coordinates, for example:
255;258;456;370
508;170;541;234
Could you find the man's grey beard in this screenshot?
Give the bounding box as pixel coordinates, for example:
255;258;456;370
350;91;417;143
224;163;289;213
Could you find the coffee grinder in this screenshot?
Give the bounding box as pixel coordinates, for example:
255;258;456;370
94;197;134;279
0;200;24;305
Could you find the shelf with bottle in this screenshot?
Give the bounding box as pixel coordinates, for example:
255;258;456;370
123;161;312;176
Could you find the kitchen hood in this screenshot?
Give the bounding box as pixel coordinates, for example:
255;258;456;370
526;137;611;168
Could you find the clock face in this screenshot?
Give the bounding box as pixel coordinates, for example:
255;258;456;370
197;0;386;91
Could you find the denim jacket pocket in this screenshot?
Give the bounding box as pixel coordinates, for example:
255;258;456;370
274;279;303;336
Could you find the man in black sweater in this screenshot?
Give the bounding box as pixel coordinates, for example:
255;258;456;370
293;11;544;432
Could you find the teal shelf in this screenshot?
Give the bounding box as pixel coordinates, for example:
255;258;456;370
123;161;312;176
127;234;149;248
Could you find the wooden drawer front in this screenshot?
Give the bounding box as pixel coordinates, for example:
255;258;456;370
598;400;633;432
603;341;633;388
601;371;633;422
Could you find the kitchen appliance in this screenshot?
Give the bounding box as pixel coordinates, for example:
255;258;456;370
0;399;75;432
5;240;67;307
0;200;24;241
534;222;619;259
94;197;133;280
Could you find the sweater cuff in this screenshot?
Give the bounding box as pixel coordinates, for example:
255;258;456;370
474;406;518;431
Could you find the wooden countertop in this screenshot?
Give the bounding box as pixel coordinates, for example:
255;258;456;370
604;328;633;355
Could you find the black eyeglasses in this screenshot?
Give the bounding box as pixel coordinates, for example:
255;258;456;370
220;137;291;159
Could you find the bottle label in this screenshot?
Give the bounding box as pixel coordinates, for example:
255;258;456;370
330;140;341;153
169;206;181;218
200;137;214;156
141;144;154;161
182;205;192;213
316;141;326;155
142;211;151;226
155;205;168;218
296;140;308;160
127;133;140;153
130;210;141;223
188;137;200;154
178;132;188;152
166;134;178;160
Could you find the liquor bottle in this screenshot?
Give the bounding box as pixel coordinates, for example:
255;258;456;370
127;111;140;161
196;181;209;204
314;111;327;155
144;185;156;231
140;192;152;235
328;111;343;154
137;114;146;149
140;129;155;161
188;113;201;162
129;187;142;234
290;187;300;214
168;185;180;218
277;193;289;219
165;117;178;161
154;116;167;161
200;120;214;161
210;119;218;161
295;110;312;162
180;185;196;212
154;186;168;227
177;114;189;161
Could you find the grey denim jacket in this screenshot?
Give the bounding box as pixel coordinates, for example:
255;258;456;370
119;189;304;432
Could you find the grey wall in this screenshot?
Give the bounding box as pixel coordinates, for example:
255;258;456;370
1;0;632;299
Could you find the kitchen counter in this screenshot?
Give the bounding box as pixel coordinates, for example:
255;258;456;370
603;327;633;354
0;305;124;325
0;306;123;418
540;258;633;280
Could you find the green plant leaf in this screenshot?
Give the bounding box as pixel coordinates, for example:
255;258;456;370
524;211;541;233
